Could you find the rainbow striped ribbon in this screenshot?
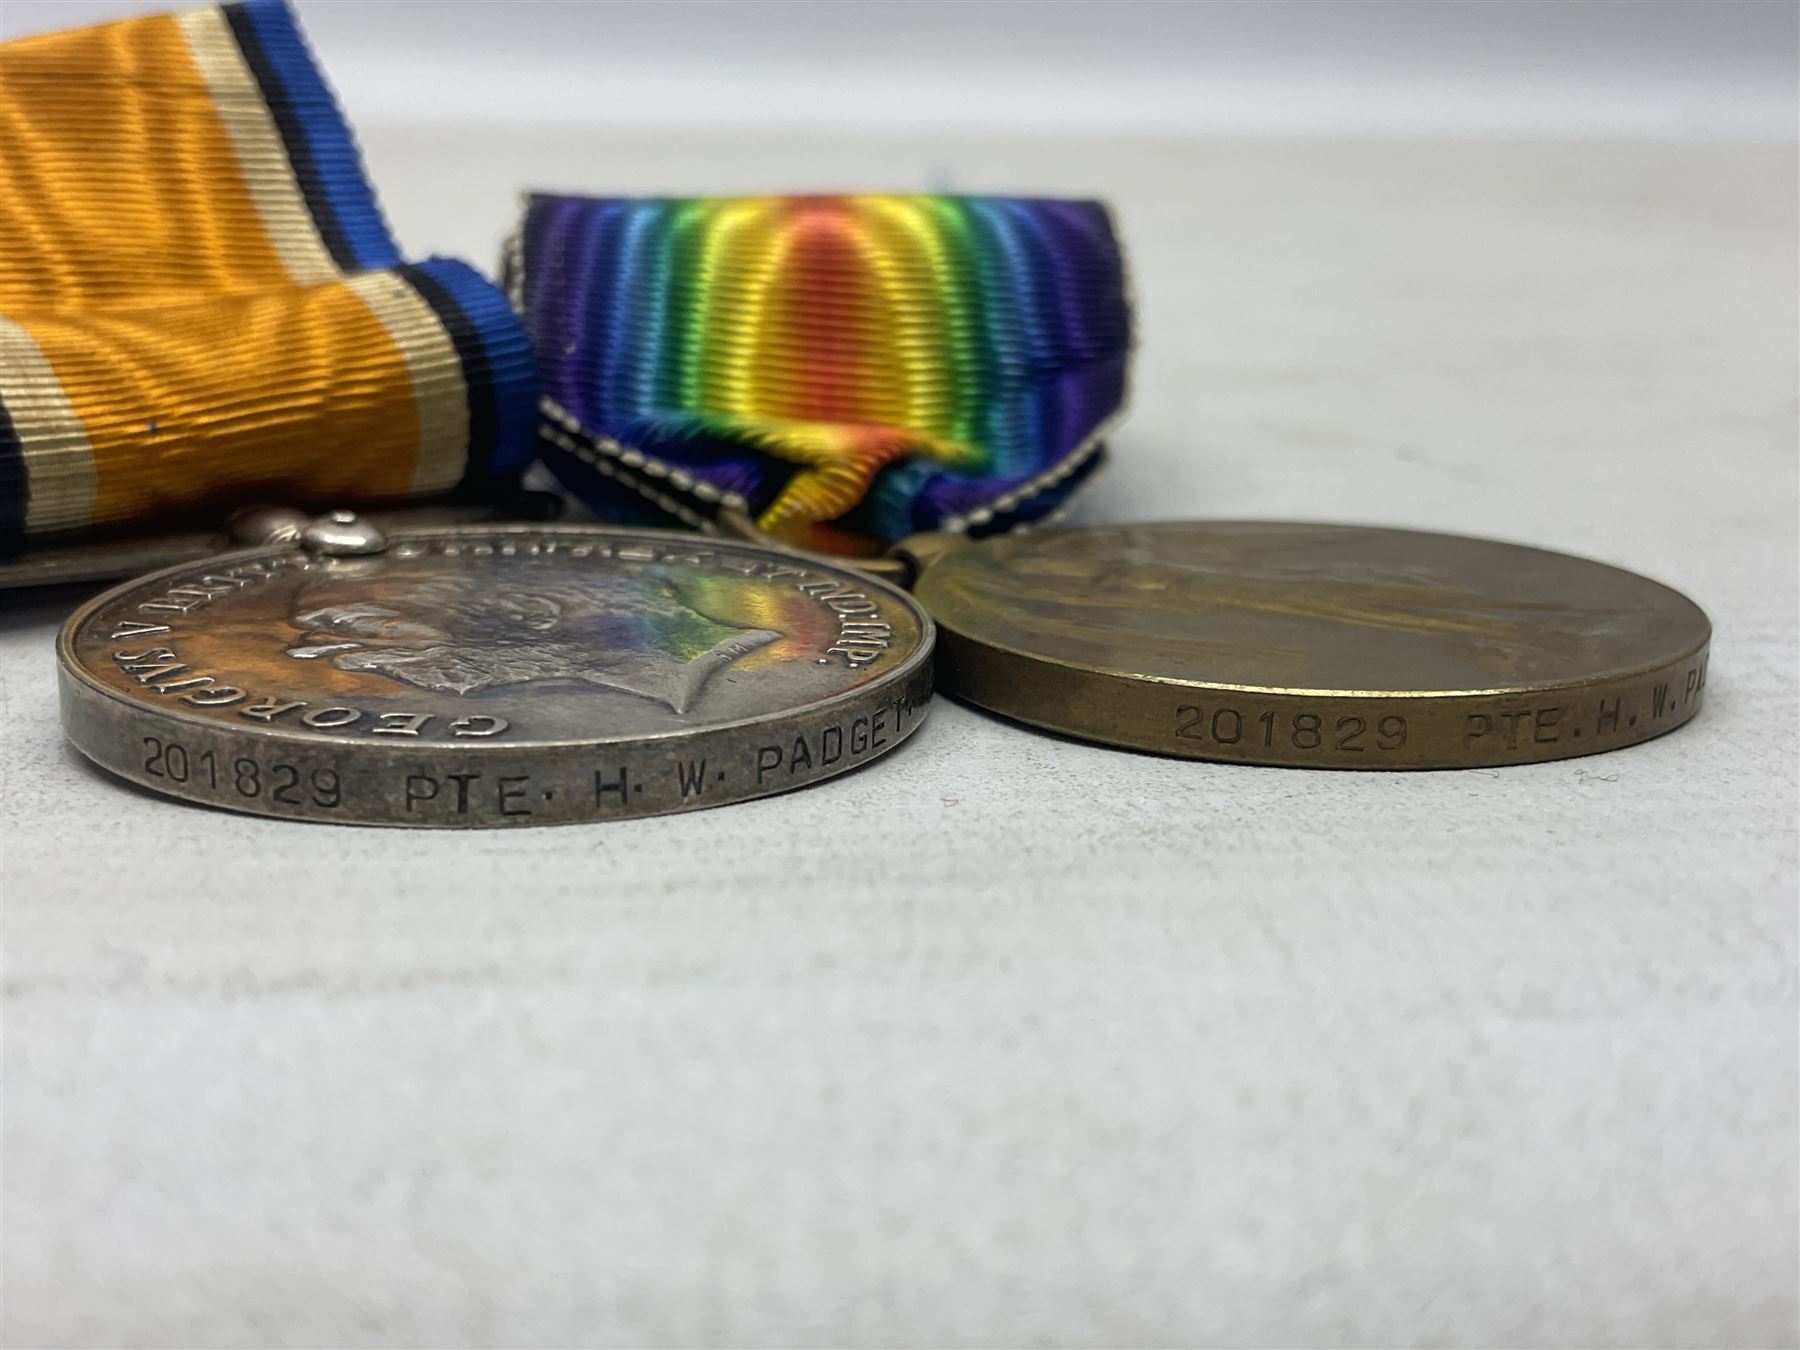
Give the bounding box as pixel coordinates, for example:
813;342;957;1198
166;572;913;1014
511;194;1133;556
0;0;536;554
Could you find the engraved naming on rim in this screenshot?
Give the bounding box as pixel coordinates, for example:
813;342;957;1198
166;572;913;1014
914;520;1710;768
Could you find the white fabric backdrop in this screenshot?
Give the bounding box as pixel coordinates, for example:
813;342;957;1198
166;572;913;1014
0;3;1796;1345
3;0;1795;138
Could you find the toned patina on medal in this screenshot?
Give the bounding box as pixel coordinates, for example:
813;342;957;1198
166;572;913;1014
907;521;1709;768
59;524;932;825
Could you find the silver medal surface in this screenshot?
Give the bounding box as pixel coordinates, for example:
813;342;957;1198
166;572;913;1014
58;525;933;826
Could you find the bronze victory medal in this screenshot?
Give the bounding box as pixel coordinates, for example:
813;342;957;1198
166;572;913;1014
911;521;1709;768
59;525;932;826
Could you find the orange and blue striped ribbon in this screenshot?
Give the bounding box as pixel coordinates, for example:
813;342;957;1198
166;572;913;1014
510;194;1133;556
0;0;536;554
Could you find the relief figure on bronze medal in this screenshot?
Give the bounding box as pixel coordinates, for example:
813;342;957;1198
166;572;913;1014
939;525;1681;690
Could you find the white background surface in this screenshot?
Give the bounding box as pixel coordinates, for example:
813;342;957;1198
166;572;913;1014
5;0;1799;139
2;3;1798;1347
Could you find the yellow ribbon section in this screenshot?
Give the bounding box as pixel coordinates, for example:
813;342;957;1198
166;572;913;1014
0;4;486;545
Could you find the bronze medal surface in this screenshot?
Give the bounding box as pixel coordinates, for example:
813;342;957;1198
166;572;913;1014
911;521;1710;768
59;525;932;825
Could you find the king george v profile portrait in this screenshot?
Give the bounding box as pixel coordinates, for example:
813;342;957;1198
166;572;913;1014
283;558;780;715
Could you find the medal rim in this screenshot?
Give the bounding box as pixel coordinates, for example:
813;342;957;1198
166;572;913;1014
55;523;935;826
916;518;1711;768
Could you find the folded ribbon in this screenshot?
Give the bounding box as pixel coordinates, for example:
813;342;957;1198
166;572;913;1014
0;0;536;554
510;194;1133;555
